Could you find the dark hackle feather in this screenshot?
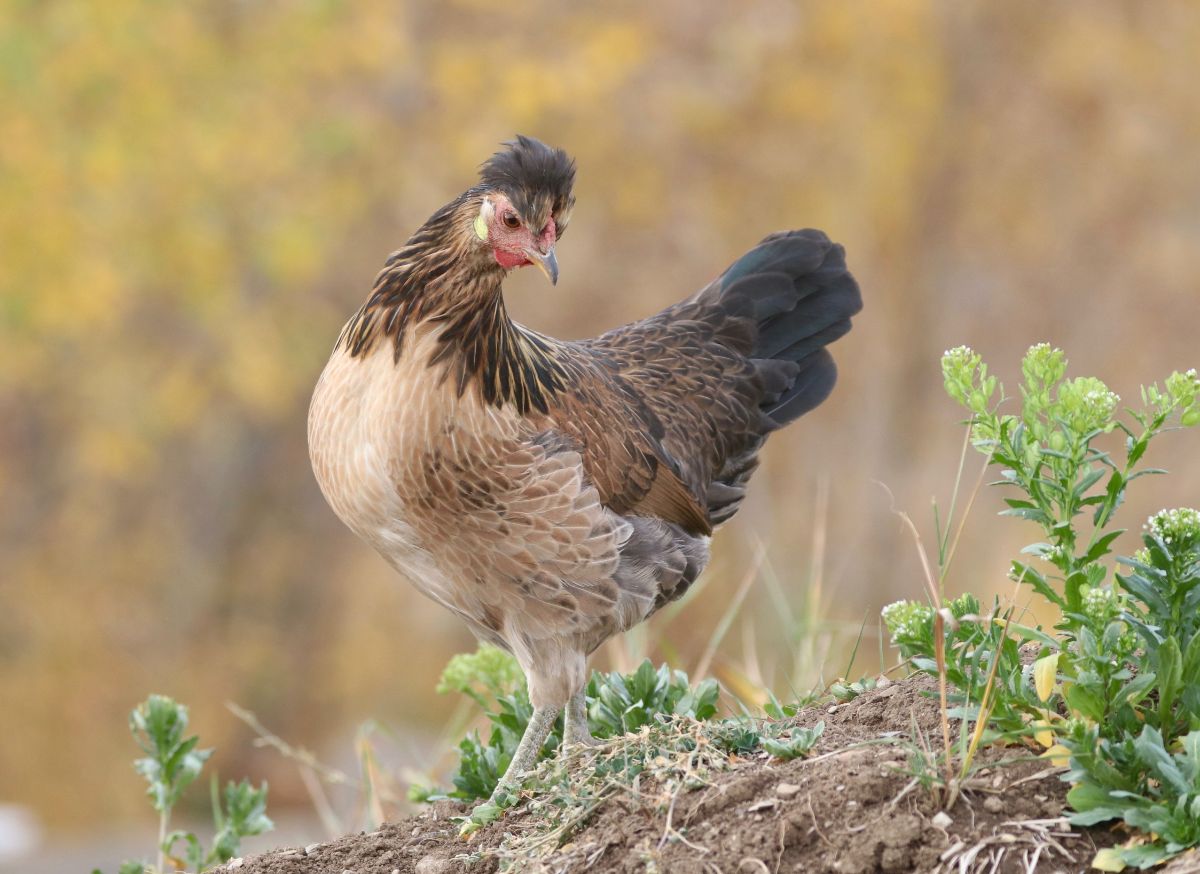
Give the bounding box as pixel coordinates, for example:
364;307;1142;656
337;137;579;415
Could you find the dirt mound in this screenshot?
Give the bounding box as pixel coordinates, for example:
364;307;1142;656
223;676;1117;873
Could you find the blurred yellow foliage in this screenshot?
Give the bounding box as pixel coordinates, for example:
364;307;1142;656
1;0;1198;838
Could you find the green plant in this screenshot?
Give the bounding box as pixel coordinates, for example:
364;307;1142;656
95;695;272;874
884;593;1054;739
828;677;879;703
760;721;825;759
888;345;1199;868
426;645;721;804
422;644;845;838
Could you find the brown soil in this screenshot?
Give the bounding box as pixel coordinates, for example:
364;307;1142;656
222;675;1120;873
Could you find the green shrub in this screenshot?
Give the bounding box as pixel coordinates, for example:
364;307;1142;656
887;345;1199;869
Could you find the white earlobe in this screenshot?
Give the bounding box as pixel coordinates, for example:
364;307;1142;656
474;198;495;242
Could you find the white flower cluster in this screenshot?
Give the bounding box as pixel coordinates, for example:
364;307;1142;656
1085;388;1120;416
1082;586;1119;623
1145;507;1200;546
882;600;932;641
1041;543;1066;564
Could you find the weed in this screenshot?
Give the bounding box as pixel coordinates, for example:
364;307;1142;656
94;695;272;874
759;722;825;760
462;714;823;870
887;345;1200;868
419;644;835;837
418;645;721;805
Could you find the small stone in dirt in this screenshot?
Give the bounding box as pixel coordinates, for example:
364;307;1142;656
412;826;421;835
931;811;953;829
305;843;321;855
416;855;454;874
983;796;1004;813
748;798;779;812
227;861;243;870
775;782;802;798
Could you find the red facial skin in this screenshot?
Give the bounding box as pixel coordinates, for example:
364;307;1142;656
487;195;556;269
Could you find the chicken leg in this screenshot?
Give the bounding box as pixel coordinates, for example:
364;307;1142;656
562;690;597;748
487;704;559;806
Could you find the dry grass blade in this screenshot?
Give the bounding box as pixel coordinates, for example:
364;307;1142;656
879;481;955;795
693;540;767;681
940;437;995;585
959;607;1011;780
935;816;1082;874
226;701;357;837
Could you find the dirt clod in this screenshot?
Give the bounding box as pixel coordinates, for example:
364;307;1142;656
413;857;453;874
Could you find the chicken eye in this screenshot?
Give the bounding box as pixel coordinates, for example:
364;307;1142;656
502;212;520;229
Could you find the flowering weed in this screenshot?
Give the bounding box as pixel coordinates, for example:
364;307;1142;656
888;346;1200;869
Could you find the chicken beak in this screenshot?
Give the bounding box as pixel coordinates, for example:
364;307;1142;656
527;246;559;285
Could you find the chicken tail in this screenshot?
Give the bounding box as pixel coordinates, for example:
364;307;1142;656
705;229;862;427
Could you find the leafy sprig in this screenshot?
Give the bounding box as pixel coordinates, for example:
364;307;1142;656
95;695;272;874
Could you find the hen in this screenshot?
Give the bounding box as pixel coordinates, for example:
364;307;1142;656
308;136;862;807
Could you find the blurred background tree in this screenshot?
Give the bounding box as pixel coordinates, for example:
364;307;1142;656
1;0;1198;855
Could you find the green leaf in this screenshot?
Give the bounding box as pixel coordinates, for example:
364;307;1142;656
1073;466;1106;499
1128;437;1149;467
1156;637;1183;724
1000;507;1052;524
761;722;824;759
1116;571;1170;619
1133;726;1190;795
1066;783;1126;824
1085;530;1126;563
1094;471;1126;526
1065;683;1107;721
163;830;204;873
1119;672;1158;708
1183;631;1200;689
1010;560;1065;607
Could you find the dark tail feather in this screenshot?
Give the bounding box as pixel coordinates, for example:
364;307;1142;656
709;229;861;426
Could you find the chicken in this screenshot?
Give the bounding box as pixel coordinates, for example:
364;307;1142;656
307;136;861;806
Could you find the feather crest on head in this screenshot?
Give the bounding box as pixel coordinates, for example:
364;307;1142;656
479;135;576;235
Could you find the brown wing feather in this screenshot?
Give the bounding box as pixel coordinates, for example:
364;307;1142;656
548;230;860;532
543;363;712;536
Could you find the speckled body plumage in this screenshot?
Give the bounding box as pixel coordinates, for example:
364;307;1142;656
308;137;861;799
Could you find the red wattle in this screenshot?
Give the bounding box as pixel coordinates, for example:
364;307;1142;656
494;248;531;269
